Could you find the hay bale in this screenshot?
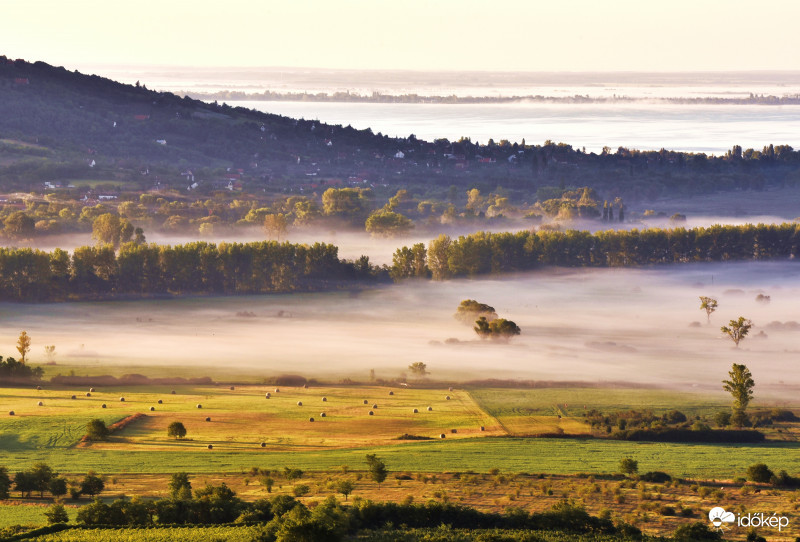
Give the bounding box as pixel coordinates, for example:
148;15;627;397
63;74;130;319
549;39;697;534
265;393;271;399
480;426;485;431
372;404;378;409
260;442;266;448
37;401;43;406
368;411;374;416
427;406;433;411
445;396;451;400
363;399;368;405
9;411;14;416
229;386;235;391
119;397;125;402
448;387;453;391
150;406;155;411
303;384;308;389
101;404;107;408
205;417;211;422
36;385;41;391
450;429;457;434
157;399;163;404
71;395;77;400
413;408;419;413
171;390;176;395
439;433;446;439
86;393;91;397
322;397;327;402
320;412;326;417
89;387;95;392
196;404;202;408
297;401;303;406
309;417;315;422
207;444;213;449
388;391;394;395
274;388;280;393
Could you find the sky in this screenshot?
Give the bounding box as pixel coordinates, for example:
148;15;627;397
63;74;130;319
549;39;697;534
3;0;800;72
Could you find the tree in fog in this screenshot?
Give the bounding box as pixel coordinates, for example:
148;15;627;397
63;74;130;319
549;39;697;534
721;317;752;347
44;345;56;363
408;362;428;377
91;213;133;247
454;299;497;324
16;331;31;364
699;296;718;324
263;213;288;240
723;363;755;427
474;317;521;341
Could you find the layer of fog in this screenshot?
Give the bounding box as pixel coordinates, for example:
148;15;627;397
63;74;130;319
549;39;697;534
2;261;799;398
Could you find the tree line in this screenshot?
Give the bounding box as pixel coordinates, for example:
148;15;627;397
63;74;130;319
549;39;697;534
392;223;800;279
0;241;383;302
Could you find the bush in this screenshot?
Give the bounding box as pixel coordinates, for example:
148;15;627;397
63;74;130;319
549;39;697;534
639;471;671;483
746;463;774;483
673;521;722;541
619;458;638;476
85;419;109;441
714;411;731;427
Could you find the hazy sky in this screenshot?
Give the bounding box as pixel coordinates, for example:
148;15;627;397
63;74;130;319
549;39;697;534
4;0;800;72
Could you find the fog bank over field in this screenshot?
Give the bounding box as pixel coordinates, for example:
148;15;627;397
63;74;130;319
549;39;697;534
2;262;798;394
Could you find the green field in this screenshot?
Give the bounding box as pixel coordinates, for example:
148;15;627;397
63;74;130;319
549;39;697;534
24;525;265;541
1;384;798;480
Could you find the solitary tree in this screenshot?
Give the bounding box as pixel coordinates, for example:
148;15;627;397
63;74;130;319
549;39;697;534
619;457;638;476
16;331;31;364
454;299;497;324
335;479;354;501
723;363;755;427
408;362;428;377
167;421;187;440
365;454;387;487
699;296;718;324
721;317;752;347
86;419;110;441
80;471;105;497
474;317;521;341
44;503;69;524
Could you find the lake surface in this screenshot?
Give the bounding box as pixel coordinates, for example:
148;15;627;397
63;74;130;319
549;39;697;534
236;100;800;155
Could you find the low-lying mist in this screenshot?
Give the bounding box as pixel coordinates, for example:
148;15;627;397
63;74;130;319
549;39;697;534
2;261;798;396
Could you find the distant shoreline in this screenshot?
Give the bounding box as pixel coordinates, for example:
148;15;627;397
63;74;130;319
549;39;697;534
181;90;800;106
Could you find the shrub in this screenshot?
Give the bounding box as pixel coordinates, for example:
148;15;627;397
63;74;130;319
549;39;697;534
746;463;774;483
85;419;109;441
619;457;638;476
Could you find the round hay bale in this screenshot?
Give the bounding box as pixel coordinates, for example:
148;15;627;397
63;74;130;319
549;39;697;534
427;406;433;411
445;396;451;400
309;417;315;422
196;404;202;409
150;406;155;411
363;399;368;405
207;444;213;450
388;391;394;395
157;399;163;404
448;387;453;392
101;404;107;408
372;404;378;409
229;386;235;391
86;392;92;397
205;417;211;422
89;387;95;392
36;385;41;391
320;412;326;417
297;401;303;406
119;397;125;402
71;395;77;400
368;411;374;416
9;411;14;416
37;401;43;406
439;433;446;439
450;428;457;434
303;384;308;389
260;442;266;448
322;397;327;402
274;388;280;393
480;426;485;431
171;390;176;395
265;393;271;399
413;408;419;413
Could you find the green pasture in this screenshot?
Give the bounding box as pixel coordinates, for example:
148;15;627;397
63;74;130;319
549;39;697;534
0;504;78;528
24;525;265;541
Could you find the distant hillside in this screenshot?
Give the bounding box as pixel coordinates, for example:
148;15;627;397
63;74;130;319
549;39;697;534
3;56;800;202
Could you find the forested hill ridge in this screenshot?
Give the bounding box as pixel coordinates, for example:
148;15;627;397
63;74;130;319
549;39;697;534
3;55;800;204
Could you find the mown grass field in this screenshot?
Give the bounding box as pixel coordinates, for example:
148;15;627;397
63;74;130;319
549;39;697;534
2;384;799;479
